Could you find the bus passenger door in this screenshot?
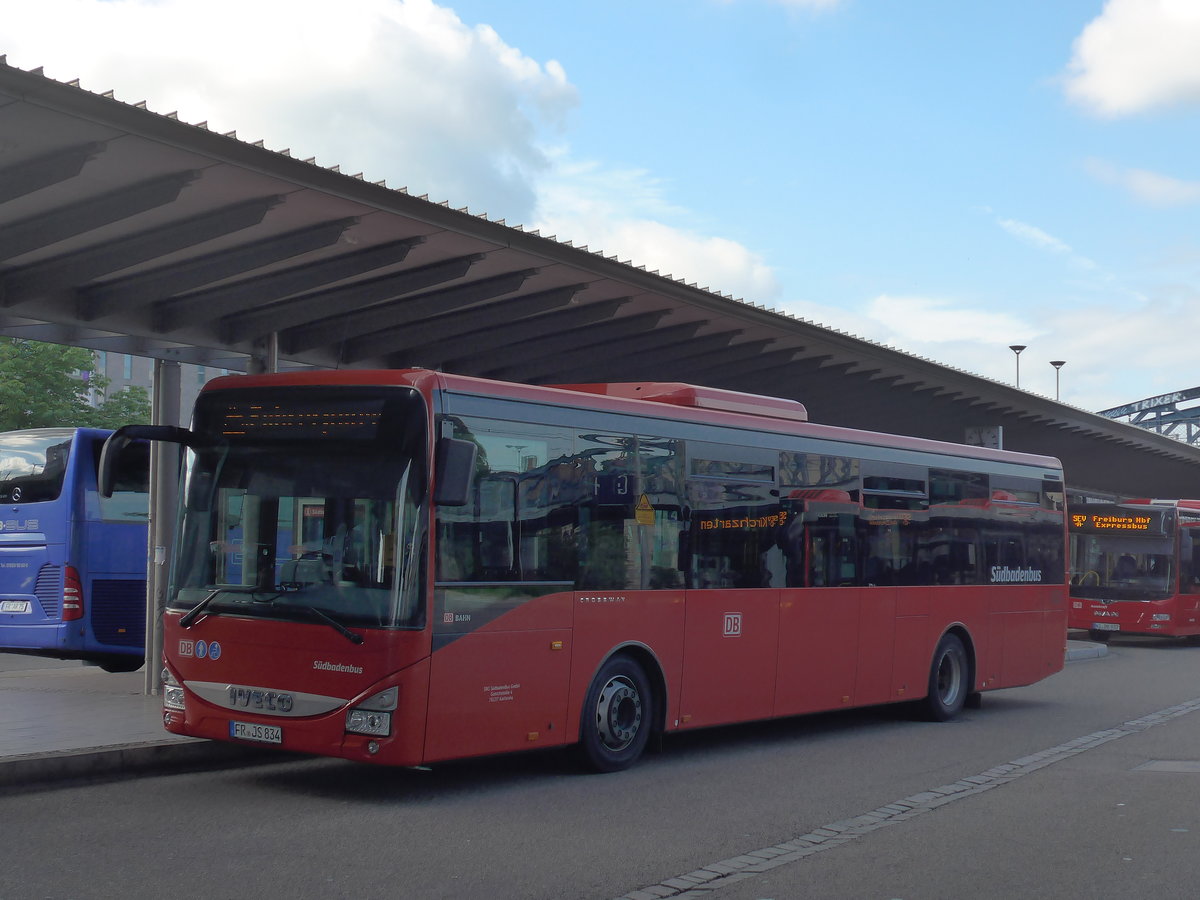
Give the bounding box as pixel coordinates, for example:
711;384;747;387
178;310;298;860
679;588;779;727
775;508;864;715
775;587;860;716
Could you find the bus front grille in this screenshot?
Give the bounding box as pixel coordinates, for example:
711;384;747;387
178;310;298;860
90;579;147;647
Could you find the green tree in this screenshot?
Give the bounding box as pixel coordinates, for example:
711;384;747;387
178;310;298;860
0;338;152;431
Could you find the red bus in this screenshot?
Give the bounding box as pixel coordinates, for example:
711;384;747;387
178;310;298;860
1068;499;1200;641
102;370;1067;771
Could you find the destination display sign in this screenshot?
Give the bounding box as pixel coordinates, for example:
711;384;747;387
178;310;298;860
198;387;415;442
1069;505;1170;535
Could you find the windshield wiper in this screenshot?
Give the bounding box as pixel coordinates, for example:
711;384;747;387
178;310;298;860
274;602;364;644
179;589;220;628
178;586;266;628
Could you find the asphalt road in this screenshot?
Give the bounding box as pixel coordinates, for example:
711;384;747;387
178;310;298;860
0;652;84;673
2;636;1198;900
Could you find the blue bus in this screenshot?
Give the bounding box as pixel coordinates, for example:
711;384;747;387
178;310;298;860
0;427;150;671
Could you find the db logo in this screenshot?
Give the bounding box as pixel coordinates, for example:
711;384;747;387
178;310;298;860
723;613;743;637
443;612;455;624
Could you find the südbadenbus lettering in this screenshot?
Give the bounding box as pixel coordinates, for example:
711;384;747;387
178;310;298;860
989;566;1043;583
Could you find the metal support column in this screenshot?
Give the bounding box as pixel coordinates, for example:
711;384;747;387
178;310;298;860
248;333;279;375
144;359;181;695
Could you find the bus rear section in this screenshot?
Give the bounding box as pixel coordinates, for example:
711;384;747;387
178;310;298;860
124;370;1067;772
1068;499;1200;640
0;427;149;670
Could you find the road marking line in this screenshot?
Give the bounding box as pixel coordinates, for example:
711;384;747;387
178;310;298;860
614;697;1200;900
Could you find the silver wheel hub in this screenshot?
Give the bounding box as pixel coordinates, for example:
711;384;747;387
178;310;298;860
595;675;642;751
937;651;963;706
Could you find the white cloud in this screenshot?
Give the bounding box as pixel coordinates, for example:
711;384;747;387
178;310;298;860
715;0;846;9
865;295;1038;348
1035;291;1200;408
1064;0;1200;116
535;157;780;301
994;216;1097;270
851;290;1200;411
1085;158;1200;207
996;219;1073;256
1;0;779;303
770;0;846;8
1;0;578;219
773;292;1040;369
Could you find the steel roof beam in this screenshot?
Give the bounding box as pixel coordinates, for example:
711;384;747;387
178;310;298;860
0;170;200;264
2;195;285;310
155;236;426;333
401;297;630;370
374;283;589;351
0;141;106;203
469;310;670;379
345;284;590;364
224;249;483;345
715;347;807;382
606;332;751;382
281;267;536;355
80;216;357;321
494;320;706;383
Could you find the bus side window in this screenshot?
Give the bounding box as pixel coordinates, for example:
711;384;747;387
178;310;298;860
95;438;150;523
1183;529;1200;591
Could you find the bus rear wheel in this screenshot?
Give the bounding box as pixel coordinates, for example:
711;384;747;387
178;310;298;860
95;656;144;673
921;633;968;722
578;655;653;773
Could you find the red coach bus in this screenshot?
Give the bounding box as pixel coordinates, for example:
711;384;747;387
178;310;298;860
1068;499;1200;641
101;370;1067;772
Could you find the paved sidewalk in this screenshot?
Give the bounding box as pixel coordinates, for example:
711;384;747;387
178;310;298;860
0;660;279;788
0;639;1108;788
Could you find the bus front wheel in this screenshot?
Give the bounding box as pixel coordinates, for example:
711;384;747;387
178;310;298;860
578;655;653;773
921;633;968;722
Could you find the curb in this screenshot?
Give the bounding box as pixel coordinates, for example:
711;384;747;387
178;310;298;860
1065;641;1108;661
0;739;292;790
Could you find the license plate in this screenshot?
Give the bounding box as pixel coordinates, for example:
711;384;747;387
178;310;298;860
229;721;283;744
0;600;30;613
1091;622;1120;631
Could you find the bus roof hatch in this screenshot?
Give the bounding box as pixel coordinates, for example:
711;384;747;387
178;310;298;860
551;382;809;422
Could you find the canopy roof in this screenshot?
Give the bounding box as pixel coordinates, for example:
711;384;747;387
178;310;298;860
3;59;1199;498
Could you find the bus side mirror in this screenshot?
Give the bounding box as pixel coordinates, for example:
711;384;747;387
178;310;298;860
99;424;193;497
433;437;477;507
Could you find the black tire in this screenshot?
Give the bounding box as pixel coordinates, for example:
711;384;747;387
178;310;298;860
96;657;144;673
921;633;968;722
578;655;653;773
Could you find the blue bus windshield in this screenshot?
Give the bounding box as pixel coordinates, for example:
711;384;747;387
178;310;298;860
0;428;74;505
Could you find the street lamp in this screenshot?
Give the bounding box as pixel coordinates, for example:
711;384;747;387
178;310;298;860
1009;345;1027;388
1050;360;1066;400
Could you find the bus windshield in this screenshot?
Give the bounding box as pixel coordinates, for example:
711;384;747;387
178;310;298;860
0;428;74;504
1069;532;1174;603
169;387;428;630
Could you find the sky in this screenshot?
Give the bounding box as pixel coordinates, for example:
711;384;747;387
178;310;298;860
2;0;1199;414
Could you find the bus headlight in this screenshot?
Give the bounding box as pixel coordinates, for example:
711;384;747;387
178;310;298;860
161;667;186;712
346;709;392;736
1151;613;1171;621
345;686;397;737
